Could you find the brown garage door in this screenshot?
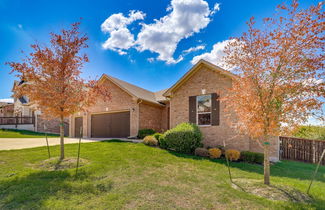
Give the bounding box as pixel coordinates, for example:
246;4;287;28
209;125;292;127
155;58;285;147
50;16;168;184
91;111;130;138
75;117;83;137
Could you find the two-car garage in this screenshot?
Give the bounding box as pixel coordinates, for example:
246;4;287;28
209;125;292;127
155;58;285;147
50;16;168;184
75;111;130;138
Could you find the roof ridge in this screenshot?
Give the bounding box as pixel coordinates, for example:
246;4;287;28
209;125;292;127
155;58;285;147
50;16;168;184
107;75;155;94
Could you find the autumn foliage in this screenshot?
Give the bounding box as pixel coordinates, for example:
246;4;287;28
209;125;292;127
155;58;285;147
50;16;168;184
223;1;324;184
7;22;111;159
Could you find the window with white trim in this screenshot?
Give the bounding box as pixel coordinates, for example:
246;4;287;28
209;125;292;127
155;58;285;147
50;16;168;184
197;94;211;125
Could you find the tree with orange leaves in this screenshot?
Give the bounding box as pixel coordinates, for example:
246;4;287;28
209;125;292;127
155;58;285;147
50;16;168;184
7;22;111;160
223;1;324;185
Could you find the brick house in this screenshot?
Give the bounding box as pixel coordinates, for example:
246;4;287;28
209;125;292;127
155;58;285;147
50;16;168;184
70;59;279;160
4;81;70;135
0;101;14;117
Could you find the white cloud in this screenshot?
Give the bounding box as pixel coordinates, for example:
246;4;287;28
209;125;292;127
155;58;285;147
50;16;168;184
191;39;234;69
182;45;205;54
101;0;220;63
136;0;219;64
211;3;220;15
0;98;14;103
17;24;23;29
101;10;145;54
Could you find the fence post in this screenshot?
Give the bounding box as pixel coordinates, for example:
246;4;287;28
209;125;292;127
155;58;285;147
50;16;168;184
312;141;316;164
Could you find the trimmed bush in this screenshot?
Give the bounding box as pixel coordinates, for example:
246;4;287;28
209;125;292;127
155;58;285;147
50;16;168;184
158;135;168;149
208;148;222;159
195;148;209;157
163;123;203;154
143;136;158;146
153;133;163;141
225;149;240;161
241;151;264;164
138;129;156;139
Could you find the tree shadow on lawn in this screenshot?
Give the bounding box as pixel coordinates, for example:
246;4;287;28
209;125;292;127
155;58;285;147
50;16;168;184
101;139;135;143
167;151;325;183
168;151;325;209
0;169;110;209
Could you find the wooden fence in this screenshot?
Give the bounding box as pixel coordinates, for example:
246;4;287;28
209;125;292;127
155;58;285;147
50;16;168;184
279;136;325;165
0;117;35;126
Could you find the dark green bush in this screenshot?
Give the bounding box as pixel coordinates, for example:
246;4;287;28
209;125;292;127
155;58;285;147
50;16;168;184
138;129;156;139
162;123;203;154
158;135;168;149
240;151;264;164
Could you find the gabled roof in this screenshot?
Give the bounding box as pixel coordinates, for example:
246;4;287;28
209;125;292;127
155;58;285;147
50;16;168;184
163;59;236;97
154;89;169;102
99;74;167;105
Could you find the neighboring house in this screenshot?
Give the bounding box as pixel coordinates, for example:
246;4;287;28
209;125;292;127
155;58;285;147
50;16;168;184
2;80;69;135
70;59;279;161
0;101;14;117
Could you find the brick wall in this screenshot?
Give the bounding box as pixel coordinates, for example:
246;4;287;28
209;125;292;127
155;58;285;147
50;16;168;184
169;66;257;153
139;103;163;132
70;77;139;138
161;102;170;132
37;115;69;135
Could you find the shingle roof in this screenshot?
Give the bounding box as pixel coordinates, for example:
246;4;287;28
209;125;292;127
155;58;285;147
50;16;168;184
154;89;169;102
103;74;167;105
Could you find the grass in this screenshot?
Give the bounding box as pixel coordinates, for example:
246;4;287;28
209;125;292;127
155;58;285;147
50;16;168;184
0;129;59;138
0;141;324;209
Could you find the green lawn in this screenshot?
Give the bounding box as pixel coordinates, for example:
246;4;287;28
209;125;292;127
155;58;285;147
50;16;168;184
0;129;59;138
0;141;324;209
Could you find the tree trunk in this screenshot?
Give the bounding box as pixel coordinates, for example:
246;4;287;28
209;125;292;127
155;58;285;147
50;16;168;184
59;116;65;160
263;141;270;185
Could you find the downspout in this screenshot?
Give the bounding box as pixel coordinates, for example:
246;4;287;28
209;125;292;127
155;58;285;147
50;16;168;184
136;99;143;137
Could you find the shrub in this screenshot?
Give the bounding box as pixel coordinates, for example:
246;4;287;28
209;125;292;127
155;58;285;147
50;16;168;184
208;148;222;159
153;133;163;141
241;151;264;164
216;145;225;153
163;123;203;154
138;129;156;139
158;135;167;149
225;149;240;161
195;148;209;157
143;135;158;146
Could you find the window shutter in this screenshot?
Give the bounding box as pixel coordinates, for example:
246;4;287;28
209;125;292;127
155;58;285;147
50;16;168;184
211;93;220;126
189;96;197;124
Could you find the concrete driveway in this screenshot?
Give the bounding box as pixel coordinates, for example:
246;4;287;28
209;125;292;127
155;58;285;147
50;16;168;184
0;137;107;150
0;137;142;150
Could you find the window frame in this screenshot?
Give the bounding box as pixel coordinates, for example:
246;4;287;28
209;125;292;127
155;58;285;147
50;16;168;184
196;94;212;126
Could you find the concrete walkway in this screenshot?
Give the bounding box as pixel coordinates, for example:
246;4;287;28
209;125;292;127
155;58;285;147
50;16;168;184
0;137;141;151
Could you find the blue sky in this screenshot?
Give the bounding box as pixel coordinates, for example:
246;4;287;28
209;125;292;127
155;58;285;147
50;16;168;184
0;0;323;124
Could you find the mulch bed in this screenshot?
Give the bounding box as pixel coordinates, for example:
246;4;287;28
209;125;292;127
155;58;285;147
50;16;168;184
231;178;311;202
31;157;89;171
